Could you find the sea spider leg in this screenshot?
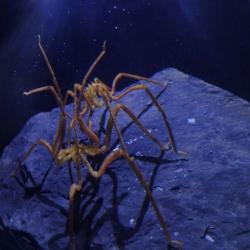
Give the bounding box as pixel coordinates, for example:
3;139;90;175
101;103;166;152
80;108;178;247
111;72;165;96
20;139;52;163
81;41;107;87
112;84;187;156
82;150;182;249
64;87;100;145
20;114;66;165
13;112;67;185
103;96;175;246
12;139;53;189
69;181;82;250
38;35;63;99
24;86;67;116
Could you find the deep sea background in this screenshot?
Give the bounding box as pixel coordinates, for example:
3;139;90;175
0;0;250;154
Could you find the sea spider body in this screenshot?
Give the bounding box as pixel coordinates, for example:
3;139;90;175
84;78;111;109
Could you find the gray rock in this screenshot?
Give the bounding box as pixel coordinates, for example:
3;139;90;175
0;68;250;250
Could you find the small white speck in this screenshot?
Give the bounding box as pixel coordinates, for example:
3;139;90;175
126;139;133;145
129;218;135;225
135;151;143;156
174;232;179;236
122;8;126;12
113;146;120;152
187;118;196;124
126;138;138;145
114;26;118;30
205;234;215;243
113;5;117;9
155;186;164;192
175;168;183;173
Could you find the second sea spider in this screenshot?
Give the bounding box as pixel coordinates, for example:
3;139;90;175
21;35;184;249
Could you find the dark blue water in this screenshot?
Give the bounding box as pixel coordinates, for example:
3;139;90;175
0;0;250;153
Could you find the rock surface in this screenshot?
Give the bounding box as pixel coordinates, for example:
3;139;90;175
0;68;250;250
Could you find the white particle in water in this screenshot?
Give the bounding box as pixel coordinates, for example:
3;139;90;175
126;138;138;145
187;118;196;124
155;186;164;192
126;139;133;145
129;218;135;225
205;234;215;243
113;144;120;151
174;232;179;236
175;168;183;173
135;151;143;156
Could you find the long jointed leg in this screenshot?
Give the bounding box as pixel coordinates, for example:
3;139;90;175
38;35;63;99
90;97;179;248
82;147;182;248
82;40;107;87
113;84;186;156
19;139;52;165
103;103;165;151
24;85;65;115
111;72;165;95
12;139;53;187
69;180;82;250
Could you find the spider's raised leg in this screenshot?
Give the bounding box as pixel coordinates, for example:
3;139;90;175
81;41;107;87
24;86;66;115
38;35;62;99
111;72;165;95
112;84;186;156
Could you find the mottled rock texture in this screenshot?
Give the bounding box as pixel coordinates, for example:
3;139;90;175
0;68;250;250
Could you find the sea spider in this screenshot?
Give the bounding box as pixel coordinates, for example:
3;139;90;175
16;35;184;249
